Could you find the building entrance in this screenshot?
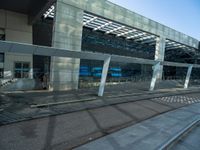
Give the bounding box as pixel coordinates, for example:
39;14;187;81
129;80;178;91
33;55;50;90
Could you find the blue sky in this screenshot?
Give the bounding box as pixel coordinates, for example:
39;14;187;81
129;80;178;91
109;0;200;40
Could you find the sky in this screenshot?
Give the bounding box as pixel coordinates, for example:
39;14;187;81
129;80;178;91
108;0;200;40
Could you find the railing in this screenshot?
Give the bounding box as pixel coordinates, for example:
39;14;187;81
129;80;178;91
0;40;200;96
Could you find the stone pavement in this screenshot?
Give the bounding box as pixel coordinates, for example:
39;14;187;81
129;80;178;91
170;122;200;150
76;103;200;150
1;82;200;125
0;91;200;150
1;82;200;150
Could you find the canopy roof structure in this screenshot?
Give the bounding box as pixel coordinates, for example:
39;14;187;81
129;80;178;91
0;0;199;49
44;5;197;54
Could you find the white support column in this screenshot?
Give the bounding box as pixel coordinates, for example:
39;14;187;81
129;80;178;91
150;62;161;91
154;36;166;80
98;56;111;96
184;65;193;89
150;37;166;91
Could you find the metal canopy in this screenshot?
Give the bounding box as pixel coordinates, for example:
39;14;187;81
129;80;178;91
165;39;196;52
44;5;199;53
44;5;157;46
165;39;199;63
82;13;157;43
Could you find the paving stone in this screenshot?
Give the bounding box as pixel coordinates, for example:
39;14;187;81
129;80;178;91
1;84;200;150
88;106;132;129
117;102;158;121
76;103;200;150
135;100;172;113
171;123;200;150
0;111;98;150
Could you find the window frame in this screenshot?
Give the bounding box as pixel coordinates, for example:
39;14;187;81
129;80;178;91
14;61;30;79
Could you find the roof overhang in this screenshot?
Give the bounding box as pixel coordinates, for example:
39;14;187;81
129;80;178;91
0;0;55;24
44;5;198;53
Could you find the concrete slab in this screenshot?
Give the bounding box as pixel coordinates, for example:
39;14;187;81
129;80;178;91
180;103;200;114
171;123;200;150
76;103;200;150
0;110;100;150
1;84;200;149
171;143;190;150
2;83;199;125
135;100;172;113
116;102;157;120
165;109;196;121
88;106;132;130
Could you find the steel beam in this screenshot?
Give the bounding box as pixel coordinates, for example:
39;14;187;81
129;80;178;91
1;40;200;68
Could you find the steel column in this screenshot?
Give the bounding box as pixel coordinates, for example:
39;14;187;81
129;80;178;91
150;62;161;91
184;65;193;89
98;56;111;96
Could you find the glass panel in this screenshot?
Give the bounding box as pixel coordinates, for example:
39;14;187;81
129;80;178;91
14;62;30;78
0;53;4;62
15;62;22;78
22;72;29;78
22;63;30;78
0;68;3;78
23;63;29;69
15;62;21;69
14;70;21;78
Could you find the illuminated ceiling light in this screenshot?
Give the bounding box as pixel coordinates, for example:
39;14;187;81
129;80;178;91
83;17;98;26
44;5;55;18
106;26;125;34
93;21;112;31
117;29;137;37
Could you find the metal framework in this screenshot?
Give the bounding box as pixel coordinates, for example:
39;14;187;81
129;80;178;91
44;6;157;46
43;5;198;54
83;12;157;46
165;39;196;52
0;40;199;96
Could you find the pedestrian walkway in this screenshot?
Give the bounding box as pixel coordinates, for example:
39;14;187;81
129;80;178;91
76;103;200;150
1;83;200;150
0;82;199;125
170;121;200;150
0;92;200;150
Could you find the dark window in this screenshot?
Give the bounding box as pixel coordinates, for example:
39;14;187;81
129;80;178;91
0;53;4;62
14;62;30;78
0;34;5;40
0;68;3;78
0;29;5;41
